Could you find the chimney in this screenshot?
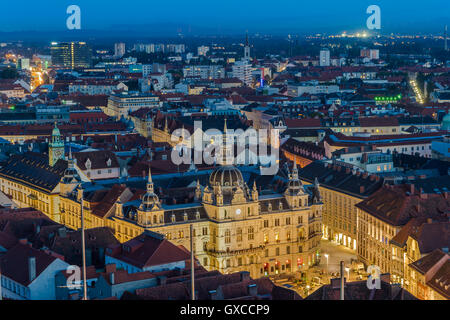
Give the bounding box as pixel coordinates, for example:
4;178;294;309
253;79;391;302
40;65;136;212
380;273;390;284
240;271;250;282
330;278;341;289
209;290;218;300
110;272;115;285
360;186;365;194
105;264;116;274
29;257;36;283
158;276;167;286
420;189;428;199
340;261;345;300
248;283;258;296
58;227;67;238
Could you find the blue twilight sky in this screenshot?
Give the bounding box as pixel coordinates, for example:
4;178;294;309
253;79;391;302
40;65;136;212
0;0;449;34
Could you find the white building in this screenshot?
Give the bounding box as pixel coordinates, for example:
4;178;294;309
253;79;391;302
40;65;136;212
183;65;225;79
232;60;253;87
287;83;339;96
106;92;160;118
69;80;128;95
0;243;70;300
319;49;330;67
114;43;126;58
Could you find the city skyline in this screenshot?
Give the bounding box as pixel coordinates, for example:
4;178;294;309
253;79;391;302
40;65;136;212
0;0;449;35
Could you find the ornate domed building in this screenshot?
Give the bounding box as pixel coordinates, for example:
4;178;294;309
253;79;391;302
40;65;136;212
54;118;323;279
136;168;164;227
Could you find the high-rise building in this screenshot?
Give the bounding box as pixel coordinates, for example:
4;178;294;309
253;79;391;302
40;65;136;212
50;42;92;69
232;60;253;86
319;49;330;67
197;45;210;56
114;43;126;58
16;58;30;70
360;49;379;60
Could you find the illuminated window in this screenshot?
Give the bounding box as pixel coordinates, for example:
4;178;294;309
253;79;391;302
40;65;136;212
225;230;231;244
237;228;242;242
248;227;254;240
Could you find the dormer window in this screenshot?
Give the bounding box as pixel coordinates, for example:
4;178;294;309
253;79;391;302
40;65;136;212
106;158;112;167
183;212;188;221
171;214;176;223
85;158;91;170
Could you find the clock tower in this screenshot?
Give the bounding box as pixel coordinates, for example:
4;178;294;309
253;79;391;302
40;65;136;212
49;122;64;166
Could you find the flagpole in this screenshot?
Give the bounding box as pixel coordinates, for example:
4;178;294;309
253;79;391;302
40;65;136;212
80;189;88;300
190;224;195;300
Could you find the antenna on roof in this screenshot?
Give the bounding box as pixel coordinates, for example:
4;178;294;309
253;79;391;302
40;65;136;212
80;189;88;300
190;224;195;301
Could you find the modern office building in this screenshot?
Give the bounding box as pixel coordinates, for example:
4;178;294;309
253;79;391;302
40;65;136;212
50;42;92;69
114;43;126;58
319;49;330;67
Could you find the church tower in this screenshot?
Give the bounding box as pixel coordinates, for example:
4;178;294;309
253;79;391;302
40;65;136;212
284;159;308;208
137;168;164;227
49;122;64;166
244;31;251;60
60;147;81;196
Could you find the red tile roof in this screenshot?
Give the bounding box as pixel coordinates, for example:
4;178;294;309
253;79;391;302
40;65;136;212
0;243;59;286
107;232;191;269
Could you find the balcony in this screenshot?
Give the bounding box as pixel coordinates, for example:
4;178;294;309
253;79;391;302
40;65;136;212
205;245;265;257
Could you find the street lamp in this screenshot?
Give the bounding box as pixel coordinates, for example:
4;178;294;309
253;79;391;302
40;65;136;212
324;254;329;275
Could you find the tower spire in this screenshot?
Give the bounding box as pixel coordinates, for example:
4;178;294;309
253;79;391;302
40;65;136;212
244;31;250;60
220;118;232;165
147;166;154;194
292;158;298;180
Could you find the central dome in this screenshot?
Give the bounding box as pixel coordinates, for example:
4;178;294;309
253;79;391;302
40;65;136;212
209;165;244;188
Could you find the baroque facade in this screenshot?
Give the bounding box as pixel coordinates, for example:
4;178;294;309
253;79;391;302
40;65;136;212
1;124;323;279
